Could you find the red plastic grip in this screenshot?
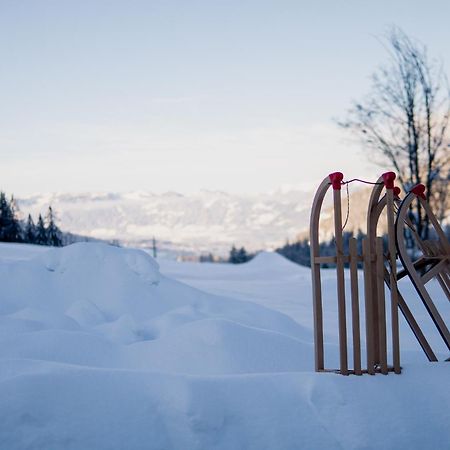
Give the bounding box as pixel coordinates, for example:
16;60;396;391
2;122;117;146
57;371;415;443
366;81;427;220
411;184;426;199
393;186;401;198
382;172;396;189
329;172;344;190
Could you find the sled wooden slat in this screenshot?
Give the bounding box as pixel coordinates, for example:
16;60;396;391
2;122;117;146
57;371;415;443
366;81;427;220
333;186;348;375
366;181;386;365
362;237;375;374
376;237;388;374
436;273;450;301
314;255;365;264
349;238;362;375
421;259;449;284
313;256;337;264
386;188;401;374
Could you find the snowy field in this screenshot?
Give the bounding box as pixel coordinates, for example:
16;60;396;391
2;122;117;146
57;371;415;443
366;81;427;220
0;242;448;450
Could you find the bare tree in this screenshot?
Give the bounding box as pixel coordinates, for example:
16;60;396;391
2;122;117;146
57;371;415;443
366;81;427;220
341;27;450;240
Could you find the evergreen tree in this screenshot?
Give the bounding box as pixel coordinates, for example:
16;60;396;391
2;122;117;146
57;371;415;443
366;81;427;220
0;192;18;242
0;192;65;246
35;214;47;245
237;247;249;263
229;245;239;264
45;206;63;247
24;214;36;244
276;238;310;267
9;196;23;242
229;245;252;264
0;192;10;241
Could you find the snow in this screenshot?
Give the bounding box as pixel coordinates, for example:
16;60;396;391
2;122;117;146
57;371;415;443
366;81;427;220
0;242;448;449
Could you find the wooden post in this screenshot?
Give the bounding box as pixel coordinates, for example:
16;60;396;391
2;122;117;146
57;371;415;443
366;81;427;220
385;186;401;373
349;237;362;375
376;237;388;374
332;179;348;375
362;237;375;374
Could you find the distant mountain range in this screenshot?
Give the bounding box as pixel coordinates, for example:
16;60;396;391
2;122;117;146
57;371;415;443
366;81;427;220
17;182;449;258
17;189;319;257
17;185;388;258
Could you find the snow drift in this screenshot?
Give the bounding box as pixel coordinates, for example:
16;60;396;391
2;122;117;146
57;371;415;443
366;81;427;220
0;243;448;449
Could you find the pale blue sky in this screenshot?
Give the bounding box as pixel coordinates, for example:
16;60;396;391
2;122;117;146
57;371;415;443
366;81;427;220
1;0;449;195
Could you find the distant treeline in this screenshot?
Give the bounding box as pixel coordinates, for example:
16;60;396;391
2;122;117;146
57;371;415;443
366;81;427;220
276;225;450;268
0;192;63;246
197;245;254;264
228;245;253;264
209;233;367;266
199;245;254;264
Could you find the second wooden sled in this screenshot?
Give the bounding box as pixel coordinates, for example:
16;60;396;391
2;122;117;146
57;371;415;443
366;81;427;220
395;184;450;358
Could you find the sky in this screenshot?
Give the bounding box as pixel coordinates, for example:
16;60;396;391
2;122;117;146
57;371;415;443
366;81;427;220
1;0;449;196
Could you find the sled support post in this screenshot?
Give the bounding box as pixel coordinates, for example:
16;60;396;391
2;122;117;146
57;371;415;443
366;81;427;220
376;237;388;374
384;178;401;374
332;174;348;375
362;237;375;374
349;237;362;375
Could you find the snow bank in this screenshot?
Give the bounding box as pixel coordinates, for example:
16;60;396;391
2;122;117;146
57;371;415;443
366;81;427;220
0;243;448;449
0;243;309;372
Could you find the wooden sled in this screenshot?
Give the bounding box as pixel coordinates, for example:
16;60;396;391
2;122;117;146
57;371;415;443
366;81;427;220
365;172;401;373
311;172;449;375
310;172;402;375
367;178;439;362
395;184;450;358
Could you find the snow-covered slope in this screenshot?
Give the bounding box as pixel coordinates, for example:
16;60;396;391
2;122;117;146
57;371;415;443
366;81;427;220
0;242;449;449
17;189;314;255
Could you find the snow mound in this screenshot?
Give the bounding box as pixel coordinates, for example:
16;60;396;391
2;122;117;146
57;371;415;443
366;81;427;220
0;242;309;372
246;250;303;272
41;242;161;284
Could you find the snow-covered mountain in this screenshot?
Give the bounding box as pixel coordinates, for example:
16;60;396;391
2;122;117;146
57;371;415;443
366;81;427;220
17;184;388;257
17;189;316;256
